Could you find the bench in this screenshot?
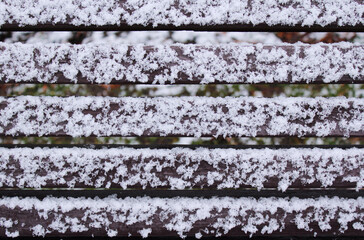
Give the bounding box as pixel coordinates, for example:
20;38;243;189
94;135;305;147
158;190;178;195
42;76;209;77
0;0;364;239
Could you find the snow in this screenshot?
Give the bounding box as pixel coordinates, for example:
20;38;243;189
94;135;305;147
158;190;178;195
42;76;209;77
0;196;363;237
0;1;363;238
0;0;362;27
0;42;362;84
138;228;152;238
0;96;363;137
0;147;363;191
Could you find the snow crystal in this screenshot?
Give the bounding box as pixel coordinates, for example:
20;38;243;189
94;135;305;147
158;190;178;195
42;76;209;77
138;228;152;238
0;0;362;28
0;42;362;84
107;229;118;237
0;147;363;191
195;232;203;239
0;96;362;137
32;225;46;237
0;196;363;237
5;230;19;238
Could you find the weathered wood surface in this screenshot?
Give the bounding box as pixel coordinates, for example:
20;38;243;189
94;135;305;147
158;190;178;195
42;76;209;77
0;0;363;32
2;23;363;32
0;196;363;238
1;189;363;199
0;147;363;190
1;43;363;84
0;96;363;137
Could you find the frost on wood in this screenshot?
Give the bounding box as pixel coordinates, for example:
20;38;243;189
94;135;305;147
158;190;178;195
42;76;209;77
0;96;363;137
0;147;363;191
0;43;363;84
0;196;363;237
0;0;363;27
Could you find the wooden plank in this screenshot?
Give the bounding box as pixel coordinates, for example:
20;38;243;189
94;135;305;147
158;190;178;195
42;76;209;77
1;43;363;84
1;144;364;149
0;0;363;32
0;237;359;240
0;96;363;137
0;196;363;237
0;147;363;190
1;23;364;32
0;189;363;199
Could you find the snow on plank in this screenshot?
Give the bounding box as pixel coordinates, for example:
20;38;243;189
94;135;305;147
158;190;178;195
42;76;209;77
0;0;363;31
0;147;363;191
0;196;363;237
0;43;363;84
0;96;363;137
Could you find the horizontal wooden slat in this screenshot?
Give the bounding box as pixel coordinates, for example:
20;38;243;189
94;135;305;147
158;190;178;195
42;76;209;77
0;96;363;137
0;0;363;32
0;147;363;190
1;189;363;199
2;23;364;32
0;43;363;84
0;196;363;237
1;144;363;149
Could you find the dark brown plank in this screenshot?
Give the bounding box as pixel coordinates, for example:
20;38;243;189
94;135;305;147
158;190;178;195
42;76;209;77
0;44;363;84
0;147;363;190
1;23;364;32
0;96;363;137
0;144;363;149
1;189;363;199
0;196;363;237
0;1;363;32
0;188;364;199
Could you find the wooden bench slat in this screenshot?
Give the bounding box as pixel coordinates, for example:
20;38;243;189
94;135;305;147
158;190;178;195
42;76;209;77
2;23;364;32
1;43;363;84
0;96;363;137
0;147;363;190
1;144;363;149
1;196;363;237
1;189;363;199
0;0;363;32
